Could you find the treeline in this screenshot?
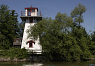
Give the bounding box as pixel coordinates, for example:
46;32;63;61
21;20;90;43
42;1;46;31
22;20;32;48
27;3;95;61
0;4;24;49
0;4;27;60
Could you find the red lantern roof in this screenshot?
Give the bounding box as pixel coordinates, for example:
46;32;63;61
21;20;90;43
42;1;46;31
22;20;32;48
25;6;38;11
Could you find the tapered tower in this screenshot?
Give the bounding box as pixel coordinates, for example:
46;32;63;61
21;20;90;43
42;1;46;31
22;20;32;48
20;6;42;53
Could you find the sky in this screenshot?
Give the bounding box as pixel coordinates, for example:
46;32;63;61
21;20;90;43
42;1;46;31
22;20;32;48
0;0;95;34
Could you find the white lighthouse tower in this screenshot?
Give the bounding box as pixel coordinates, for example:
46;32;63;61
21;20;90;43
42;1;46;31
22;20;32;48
20;6;42;53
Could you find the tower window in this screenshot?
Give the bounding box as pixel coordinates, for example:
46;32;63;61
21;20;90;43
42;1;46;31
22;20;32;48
28;9;31;16
16;40;19;42
32;9;35;12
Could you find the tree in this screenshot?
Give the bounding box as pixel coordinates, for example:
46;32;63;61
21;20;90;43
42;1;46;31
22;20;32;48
18;21;25;37
70;3;92;60
89;31;95;55
27;3;92;61
71;27;91;60
10;10;19;37
27;13;73;61
71;3;86;26
0;4;19;49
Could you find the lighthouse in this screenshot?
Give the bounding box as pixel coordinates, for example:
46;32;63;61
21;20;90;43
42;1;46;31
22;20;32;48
20;6;42;53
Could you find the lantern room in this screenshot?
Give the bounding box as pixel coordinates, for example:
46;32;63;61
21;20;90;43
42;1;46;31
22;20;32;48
21;6;41;16
20;6;42;23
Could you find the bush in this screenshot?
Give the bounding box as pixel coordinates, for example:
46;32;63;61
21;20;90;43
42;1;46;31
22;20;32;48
0;48;29;59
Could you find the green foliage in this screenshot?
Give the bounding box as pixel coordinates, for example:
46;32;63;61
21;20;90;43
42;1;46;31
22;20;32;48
0;48;28;59
18;21;25;37
71;27;91;60
8;48;28;59
89;32;95;55
0;4;19;49
27;3;94;61
71;3;86;26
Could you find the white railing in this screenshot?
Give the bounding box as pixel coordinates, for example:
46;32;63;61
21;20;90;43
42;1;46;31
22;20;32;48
21;11;41;16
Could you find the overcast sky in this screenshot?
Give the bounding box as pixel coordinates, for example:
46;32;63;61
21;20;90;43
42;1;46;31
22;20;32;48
0;0;95;34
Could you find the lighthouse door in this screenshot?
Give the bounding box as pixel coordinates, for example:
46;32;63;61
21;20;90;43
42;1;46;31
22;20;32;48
29;41;32;47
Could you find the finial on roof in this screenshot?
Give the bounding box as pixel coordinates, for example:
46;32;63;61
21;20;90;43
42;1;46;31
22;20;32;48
31;5;32;8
